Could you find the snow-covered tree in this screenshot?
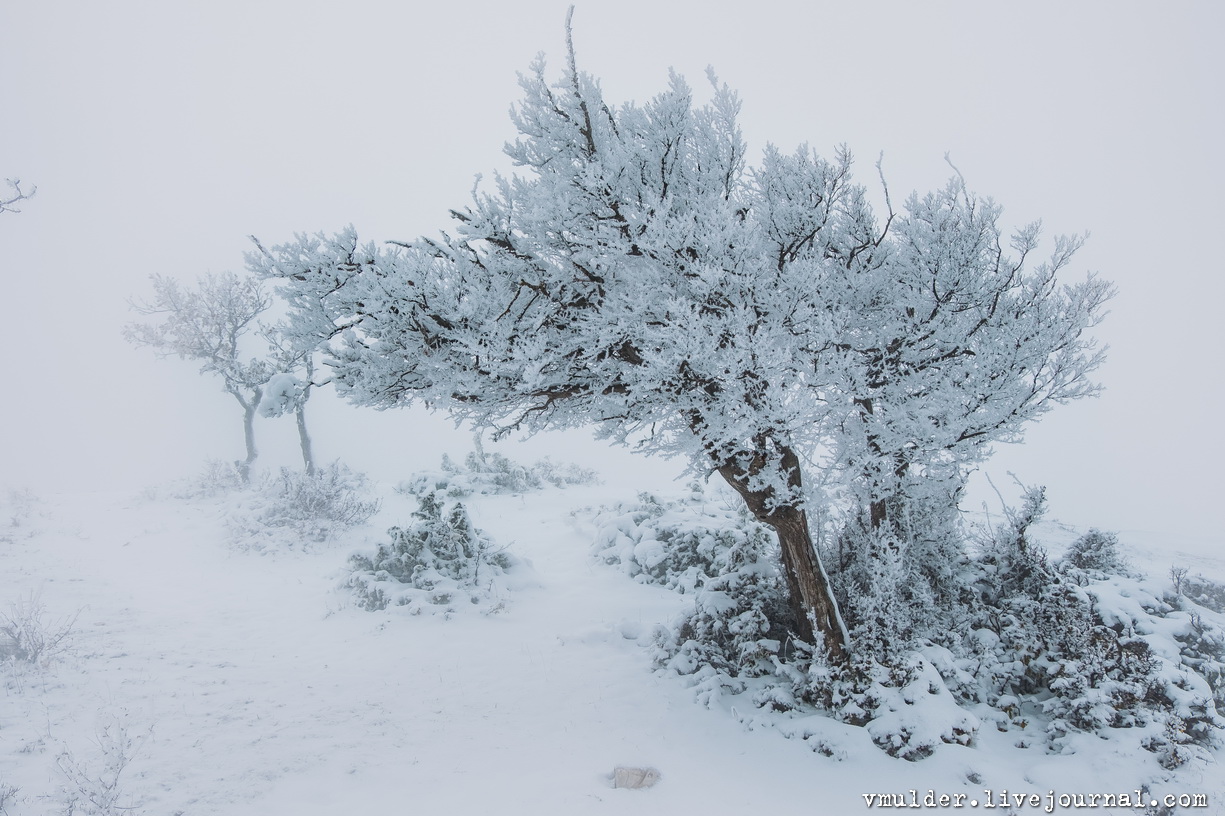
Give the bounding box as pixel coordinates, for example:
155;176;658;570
124;272;271;481
250;24;1110;659
258;329;326;475
824;173;1112;540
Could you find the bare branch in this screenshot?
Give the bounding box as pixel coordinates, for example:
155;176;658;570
1;178;36;214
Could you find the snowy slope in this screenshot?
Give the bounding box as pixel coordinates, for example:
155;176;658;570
1;474;1222;815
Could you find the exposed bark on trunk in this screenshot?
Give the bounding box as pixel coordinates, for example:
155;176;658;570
869;497;888;530
715;443;848;661
855;395;909;532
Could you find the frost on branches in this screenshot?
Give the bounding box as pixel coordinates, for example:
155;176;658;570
347;493;519;616
250;31;1111;660
124;272;272;482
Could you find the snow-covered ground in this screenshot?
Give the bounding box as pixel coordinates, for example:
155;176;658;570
1;467;1222;815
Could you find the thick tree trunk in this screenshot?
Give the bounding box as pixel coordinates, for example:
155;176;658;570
715;443;848;661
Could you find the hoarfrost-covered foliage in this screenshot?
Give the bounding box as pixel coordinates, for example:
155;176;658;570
590;483;1224;763
259;326;325;475
589;484;792;690
347;493;518;616
590;482;781;591
124;271;325;478
251;26;1112;657
1062;528;1128;574
55;713;151;816
257;372;306;419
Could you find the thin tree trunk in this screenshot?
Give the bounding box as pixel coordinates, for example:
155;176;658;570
295;398;315;476
715;443;848;661
295;359;319;475
233;389;260;483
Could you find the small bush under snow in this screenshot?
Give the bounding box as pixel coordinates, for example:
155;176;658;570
55;712;151;816
226;462;381;551
0;487;42;543
0;592;78;671
172;459;247;499
347;493;520;616
1176;573;1225;615
588;486;801;696
589;483;1225;769
589;483;774;592
399;445;599;501
1061;528;1129;574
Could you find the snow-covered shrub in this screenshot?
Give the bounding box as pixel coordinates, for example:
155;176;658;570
823;477;973;664
852;655;979;760
1004;590;1163;735
959;497;1224;754
257;463;381;529
759;639;984;760
172;459;246;498
347;493;517;615
56;713;150;816
0;487;41;543
1063;528;1128;574
957;496;1210;747
226;462;381;550
0;783;20;816
829;529;949;662
589;485;798;701
399;446;599;501
0;592;77;670
974;486;1055;601
1177;573;1225;614
1173;609;1225;716
590;484;773;593
598;481;1225;763
654;532;793;696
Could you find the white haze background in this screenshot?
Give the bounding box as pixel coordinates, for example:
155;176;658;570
2;1;1223;543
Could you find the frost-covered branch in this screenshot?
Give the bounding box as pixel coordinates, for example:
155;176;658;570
0;178;35;214
124;272;273;480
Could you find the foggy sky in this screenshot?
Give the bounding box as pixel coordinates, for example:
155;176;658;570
2;1;1222;542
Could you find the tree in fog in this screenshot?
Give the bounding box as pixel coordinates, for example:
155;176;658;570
257;328;324;476
124;272;271;481
826;172;1112;540
251;24;1110;658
